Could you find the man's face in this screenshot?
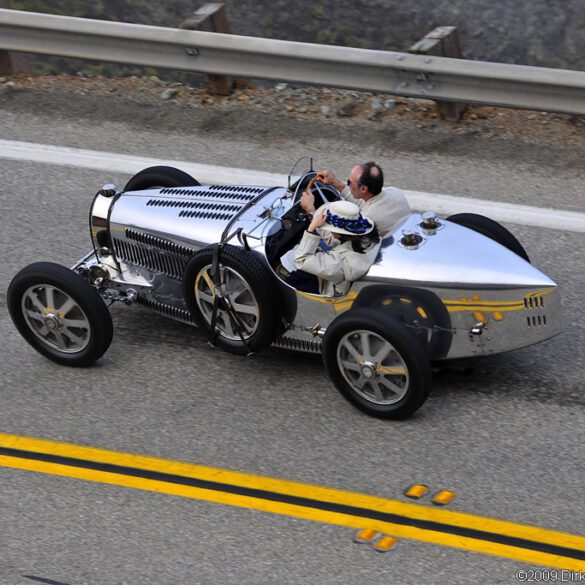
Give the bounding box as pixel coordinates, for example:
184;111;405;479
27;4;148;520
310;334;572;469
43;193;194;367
347;165;367;200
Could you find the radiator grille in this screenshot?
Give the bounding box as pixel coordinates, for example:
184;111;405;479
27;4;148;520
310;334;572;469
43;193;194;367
137;295;194;323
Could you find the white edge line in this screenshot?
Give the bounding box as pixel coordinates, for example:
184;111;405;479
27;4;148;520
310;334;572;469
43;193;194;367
2;139;585;233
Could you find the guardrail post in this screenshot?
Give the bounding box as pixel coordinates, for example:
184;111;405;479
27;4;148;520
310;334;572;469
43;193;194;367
180;3;233;95
0;50;30;76
409;26;466;121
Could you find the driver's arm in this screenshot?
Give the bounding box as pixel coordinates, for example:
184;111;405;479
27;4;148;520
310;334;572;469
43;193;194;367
300;189;316;214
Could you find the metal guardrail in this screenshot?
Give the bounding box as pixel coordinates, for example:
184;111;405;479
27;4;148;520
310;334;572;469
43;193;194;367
1;8;585;115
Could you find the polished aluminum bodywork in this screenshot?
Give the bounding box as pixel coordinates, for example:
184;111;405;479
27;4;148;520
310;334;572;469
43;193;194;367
81;181;561;360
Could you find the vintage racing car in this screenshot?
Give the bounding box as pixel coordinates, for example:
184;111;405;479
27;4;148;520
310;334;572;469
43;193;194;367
7;161;562;419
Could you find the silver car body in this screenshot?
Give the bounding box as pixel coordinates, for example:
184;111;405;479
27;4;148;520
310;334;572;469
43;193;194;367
82;181;561;359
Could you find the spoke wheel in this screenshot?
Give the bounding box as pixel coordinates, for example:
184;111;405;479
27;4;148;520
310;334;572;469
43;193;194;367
323;308;432;420
183;245;282;355
195;264;260;341
337;330;410;405
22;285;92;353
8;262;113;366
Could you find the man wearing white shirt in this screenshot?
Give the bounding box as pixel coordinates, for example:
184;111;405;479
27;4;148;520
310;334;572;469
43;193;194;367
300;162;411;237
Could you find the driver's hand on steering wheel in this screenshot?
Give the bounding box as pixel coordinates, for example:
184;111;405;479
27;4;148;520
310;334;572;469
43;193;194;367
300;189;316;214
316;169;345;192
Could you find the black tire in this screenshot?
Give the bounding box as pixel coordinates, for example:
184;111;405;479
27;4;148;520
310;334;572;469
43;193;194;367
183;245;282;355
447;213;530;262
353;286;453;360
7;262;113;367
123;166;200;191
322;308;432;420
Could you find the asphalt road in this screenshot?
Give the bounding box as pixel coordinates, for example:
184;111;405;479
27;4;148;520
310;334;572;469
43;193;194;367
1;91;585;584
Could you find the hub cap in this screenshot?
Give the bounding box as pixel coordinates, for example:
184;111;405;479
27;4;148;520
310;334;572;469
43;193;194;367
21;285;91;353
337;330;409;405
195;265;260;341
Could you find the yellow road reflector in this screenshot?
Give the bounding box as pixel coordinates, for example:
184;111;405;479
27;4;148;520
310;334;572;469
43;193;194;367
354;528;379;543
433;490;456;506
374;535;398;552
473;311;487;323
492;311;505;321
404;484;429;499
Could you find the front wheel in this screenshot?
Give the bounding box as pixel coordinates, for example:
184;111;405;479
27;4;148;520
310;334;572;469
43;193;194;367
322;308;432;419
7;262;113;366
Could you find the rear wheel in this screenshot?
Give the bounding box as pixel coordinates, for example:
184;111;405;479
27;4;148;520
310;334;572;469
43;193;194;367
7;262;113;366
322;308;432;419
123;166;200;191
447;213;529;262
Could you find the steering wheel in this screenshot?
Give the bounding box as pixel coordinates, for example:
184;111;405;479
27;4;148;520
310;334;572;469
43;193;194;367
290;175;319;224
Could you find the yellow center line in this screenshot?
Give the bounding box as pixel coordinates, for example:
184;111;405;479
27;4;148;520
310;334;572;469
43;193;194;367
0;433;584;570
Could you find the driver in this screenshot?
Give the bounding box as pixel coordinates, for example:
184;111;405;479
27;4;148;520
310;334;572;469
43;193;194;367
291;200;380;297
300;161;410;238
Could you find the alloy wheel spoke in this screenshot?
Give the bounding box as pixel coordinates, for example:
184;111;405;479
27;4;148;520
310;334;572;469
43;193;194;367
197;290;215;306
377;365;407;376
371;381;386;402
379;377;405;396
61;318;89;330
360;332;373;361
341;338;361;362
62;328;84;346
25;309;45;322
372;343;392;364
53;331;67;349
45;286;56;310
341;359;361;372
26;290;46;313
219;312;235;337
200;270;215;296
58;297;77;316
231;301;258;318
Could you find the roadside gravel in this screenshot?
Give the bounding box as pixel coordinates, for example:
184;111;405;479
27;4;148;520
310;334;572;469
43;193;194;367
1;74;585;150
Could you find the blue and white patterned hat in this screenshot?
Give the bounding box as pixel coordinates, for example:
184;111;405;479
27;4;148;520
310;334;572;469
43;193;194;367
319;200;374;236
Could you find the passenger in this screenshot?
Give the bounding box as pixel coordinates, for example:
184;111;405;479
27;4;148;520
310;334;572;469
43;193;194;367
300;162;410;237
291;200;380;297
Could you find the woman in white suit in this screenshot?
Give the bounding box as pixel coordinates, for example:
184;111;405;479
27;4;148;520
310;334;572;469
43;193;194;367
292;200;380;297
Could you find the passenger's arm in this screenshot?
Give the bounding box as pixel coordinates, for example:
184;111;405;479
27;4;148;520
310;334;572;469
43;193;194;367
294;232;346;284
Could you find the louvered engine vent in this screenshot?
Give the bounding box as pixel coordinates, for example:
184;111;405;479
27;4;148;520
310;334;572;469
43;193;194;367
524;295;547;328
159;185;265;201
272;336;322;354
113;230;194;279
137;295;194;323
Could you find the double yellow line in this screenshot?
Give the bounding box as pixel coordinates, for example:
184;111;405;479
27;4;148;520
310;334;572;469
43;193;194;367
1;432;584;570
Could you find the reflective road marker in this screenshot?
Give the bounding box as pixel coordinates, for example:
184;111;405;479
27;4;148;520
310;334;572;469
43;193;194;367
1;433;585;570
